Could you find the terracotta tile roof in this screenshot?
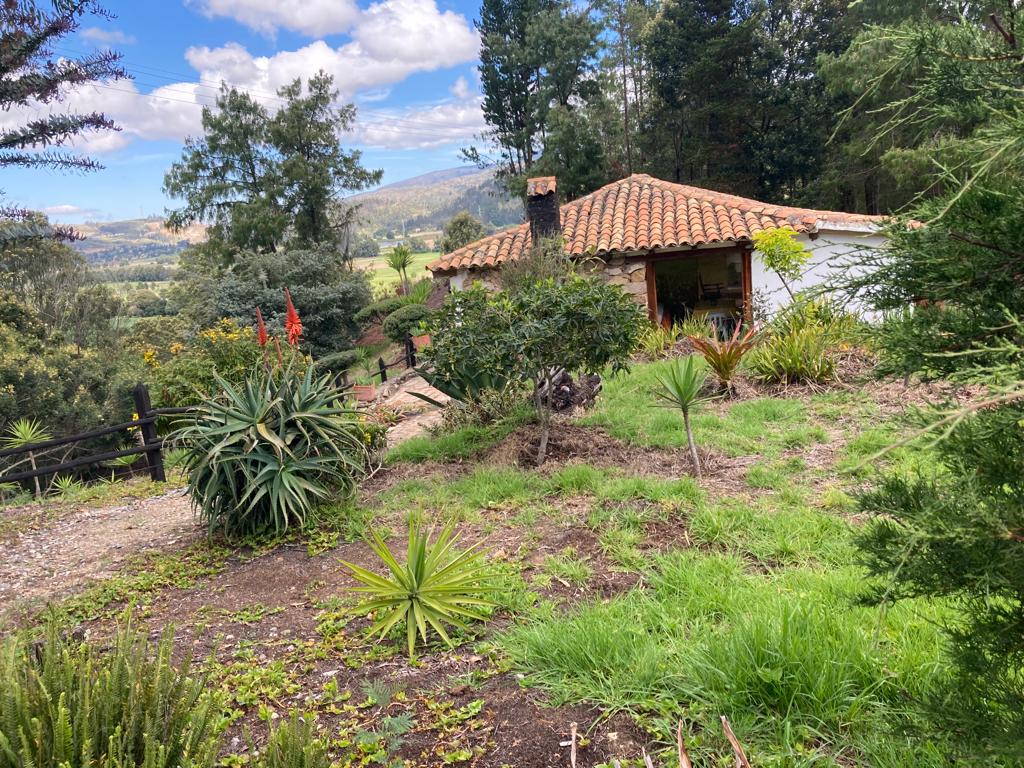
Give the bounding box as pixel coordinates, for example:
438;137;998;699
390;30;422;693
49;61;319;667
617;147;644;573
428;174;886;274
526;176;557;197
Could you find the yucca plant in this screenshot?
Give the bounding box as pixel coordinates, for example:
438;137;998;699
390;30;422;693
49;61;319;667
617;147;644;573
653;355;717;479
750;324;836;385
174;366;369;539
342;522;495;659
0;620;222;768
50;474;83;499
386;245;413;294
688;324;759;393
2;417;51;499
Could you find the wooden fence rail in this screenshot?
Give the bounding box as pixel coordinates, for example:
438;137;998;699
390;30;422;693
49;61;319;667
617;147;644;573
0;339;421;492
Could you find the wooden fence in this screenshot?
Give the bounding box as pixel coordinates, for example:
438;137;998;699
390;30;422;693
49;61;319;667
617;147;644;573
0;339;420;491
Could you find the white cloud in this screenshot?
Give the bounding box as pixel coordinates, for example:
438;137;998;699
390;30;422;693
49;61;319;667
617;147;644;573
184;0;478;102
80;27;136;45
350;76;485;150
188;0;361;37
42;204;97;217
0;0;480;156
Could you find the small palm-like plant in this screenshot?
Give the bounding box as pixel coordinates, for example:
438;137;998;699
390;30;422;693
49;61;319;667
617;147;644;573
386;245;414;294
342;522;495;658
654;355;717;478
688;324;758;393
174;366;369;539
2;417;52;498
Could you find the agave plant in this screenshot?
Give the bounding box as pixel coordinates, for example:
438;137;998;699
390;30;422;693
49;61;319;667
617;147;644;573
174;366;369;539
342;522;495;658
688;324;759;393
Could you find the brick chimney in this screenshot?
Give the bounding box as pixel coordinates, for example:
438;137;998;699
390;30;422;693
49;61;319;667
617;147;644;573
526;176;560;241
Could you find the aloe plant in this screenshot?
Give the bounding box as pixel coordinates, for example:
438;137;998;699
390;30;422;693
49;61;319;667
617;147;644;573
174;366;369;539
342;522;495;658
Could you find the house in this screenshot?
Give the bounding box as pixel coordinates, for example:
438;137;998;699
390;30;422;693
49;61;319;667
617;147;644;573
427;174;887;327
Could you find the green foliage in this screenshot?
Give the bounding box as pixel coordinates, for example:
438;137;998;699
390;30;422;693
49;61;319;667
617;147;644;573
438;211;486;254
752;225;810;298
354;296;409;326
149;319;264;408
381;303;431;343
750;325;836;385
174;366;369;539
653;355;715;476
0;620;222;768
497;237;572;295
405;277;434;304
164;72;380;260
385;245;413;292
258;713;331;768
2;417;50;448
432;388;526;434
688;325;758;392
342;522;495;658
636;322;682;358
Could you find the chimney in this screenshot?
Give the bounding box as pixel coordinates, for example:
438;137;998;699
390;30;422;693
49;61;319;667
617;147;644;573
526;176;560;241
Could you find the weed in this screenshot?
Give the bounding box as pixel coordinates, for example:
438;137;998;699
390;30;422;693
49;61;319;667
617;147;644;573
543;547;592;586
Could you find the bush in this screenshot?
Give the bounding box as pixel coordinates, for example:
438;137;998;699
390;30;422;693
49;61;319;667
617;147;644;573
750;299;858;385
0;621;221;768
354;296;408;326
382;303;432;343
150;319;264;408
175;366;369;539
432;387;527;433
689;325;758;393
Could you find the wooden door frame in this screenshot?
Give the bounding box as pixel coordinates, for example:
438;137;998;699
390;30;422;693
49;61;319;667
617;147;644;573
641;246;753;324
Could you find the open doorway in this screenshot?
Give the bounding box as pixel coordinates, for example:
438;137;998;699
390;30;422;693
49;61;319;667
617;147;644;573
649;249;749;336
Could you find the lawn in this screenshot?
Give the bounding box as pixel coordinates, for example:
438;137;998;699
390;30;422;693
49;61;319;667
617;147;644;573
354;249;439;293
4;360;990;767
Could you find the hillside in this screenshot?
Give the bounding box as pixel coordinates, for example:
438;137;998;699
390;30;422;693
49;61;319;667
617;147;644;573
73;218;206;265
349;166;523;236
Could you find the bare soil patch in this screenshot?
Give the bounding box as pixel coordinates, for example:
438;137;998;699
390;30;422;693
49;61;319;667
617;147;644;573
0;489;201;618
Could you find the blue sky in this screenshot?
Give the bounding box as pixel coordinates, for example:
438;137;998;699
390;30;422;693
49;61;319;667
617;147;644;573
6;0;486;223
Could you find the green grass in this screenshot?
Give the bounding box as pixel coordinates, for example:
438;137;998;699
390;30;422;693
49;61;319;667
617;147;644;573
582;360;827;457
386;409;531;464
502;551;952;765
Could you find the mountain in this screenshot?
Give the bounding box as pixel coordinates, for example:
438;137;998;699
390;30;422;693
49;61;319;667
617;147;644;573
72;218;206;265
348;167;523;236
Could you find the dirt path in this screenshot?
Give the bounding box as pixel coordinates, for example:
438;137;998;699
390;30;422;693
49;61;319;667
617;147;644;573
0;489;200;619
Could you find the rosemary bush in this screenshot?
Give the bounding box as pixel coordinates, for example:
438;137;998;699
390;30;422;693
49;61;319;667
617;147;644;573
0;622;221;768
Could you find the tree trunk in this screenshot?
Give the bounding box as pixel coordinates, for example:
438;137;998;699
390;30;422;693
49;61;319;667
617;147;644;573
29;450;41;498
683;412;701;480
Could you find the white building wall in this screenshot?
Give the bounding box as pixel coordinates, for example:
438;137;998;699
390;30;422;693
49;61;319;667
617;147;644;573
751;228;887;314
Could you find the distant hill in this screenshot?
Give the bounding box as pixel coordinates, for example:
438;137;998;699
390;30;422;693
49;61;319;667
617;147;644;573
349;167;523;236
73;218;206;265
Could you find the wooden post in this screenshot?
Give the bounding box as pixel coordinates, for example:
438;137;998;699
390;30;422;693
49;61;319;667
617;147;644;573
645;259;658;323
741;247;753;326
132;383;165;483
377;357;388;383
405;335;417;368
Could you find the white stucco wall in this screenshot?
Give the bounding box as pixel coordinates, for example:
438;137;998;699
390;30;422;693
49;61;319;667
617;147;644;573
752;227;887;314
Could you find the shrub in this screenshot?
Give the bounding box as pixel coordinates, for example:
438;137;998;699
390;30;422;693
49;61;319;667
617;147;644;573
636;322;682;358
175;366;369;539
150;319;264;408
381;304;432;343
750;324;836;384
315;347;362;373
689;324;758;393
405;277;434;304
432;387;527;433
257;713;331;768
354;296;408;326
342;521;495;658
0;621;221;768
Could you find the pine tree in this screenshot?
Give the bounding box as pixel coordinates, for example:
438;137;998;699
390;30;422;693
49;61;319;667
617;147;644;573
840;4;1024;752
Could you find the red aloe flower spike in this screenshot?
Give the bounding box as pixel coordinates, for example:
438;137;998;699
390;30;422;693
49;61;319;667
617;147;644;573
283;287;303;347
255;307;269;347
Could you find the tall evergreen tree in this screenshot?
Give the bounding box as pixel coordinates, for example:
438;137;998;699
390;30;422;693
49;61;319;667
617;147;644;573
839;3;1024;752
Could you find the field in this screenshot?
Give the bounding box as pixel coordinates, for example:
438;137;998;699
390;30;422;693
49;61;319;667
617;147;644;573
0;356;988;767
355;249;440;293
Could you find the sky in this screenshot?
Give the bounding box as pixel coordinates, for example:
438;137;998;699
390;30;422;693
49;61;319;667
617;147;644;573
6;0;488;224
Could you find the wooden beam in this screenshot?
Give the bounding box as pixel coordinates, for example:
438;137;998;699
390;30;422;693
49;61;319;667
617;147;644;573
645;259;658;322
741;247;753;325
